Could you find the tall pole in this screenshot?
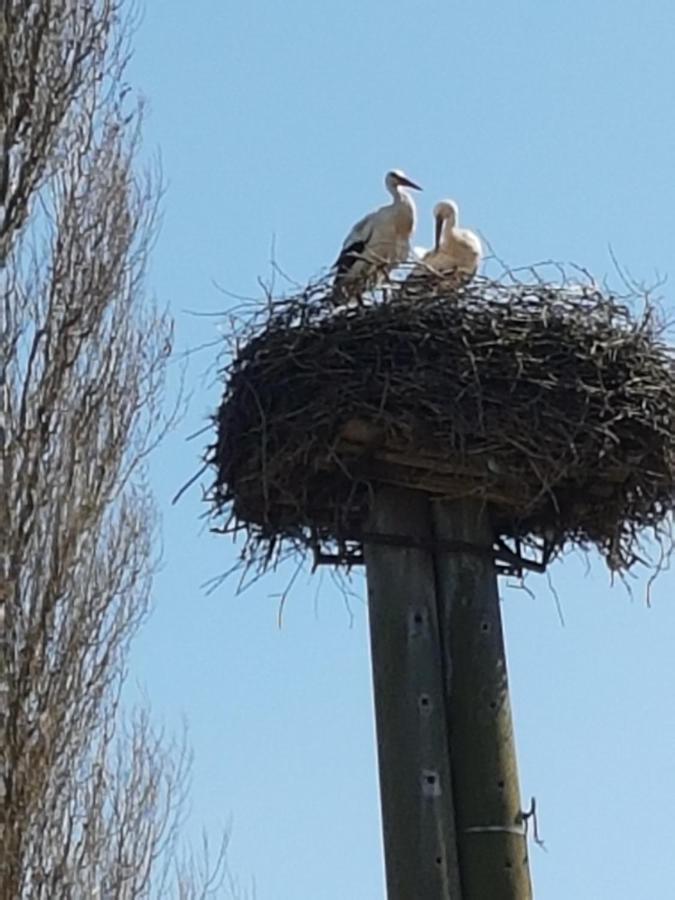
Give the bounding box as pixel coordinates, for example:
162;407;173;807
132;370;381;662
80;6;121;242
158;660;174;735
364;487;532;900
433;498;532;900
364;487;462;899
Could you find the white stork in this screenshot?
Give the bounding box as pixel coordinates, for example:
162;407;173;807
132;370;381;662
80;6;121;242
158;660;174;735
333;169;422;302
416;199;482;287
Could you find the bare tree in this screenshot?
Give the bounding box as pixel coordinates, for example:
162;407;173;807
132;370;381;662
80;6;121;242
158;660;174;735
0;3;236;896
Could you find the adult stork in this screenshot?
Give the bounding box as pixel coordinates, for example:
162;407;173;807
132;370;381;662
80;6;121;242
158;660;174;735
415;199;482;287
332;169;422;302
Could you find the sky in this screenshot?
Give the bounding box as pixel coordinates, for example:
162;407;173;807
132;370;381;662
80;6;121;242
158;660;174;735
127;2;675;897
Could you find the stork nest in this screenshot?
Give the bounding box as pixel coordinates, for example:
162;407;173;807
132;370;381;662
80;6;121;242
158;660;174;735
206;270;675;576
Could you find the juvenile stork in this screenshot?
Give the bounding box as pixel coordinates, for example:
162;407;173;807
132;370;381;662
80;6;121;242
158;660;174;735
333;169;422;302
416;199;482;287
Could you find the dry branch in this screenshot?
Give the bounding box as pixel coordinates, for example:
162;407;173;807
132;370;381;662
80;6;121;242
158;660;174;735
0;3;233;897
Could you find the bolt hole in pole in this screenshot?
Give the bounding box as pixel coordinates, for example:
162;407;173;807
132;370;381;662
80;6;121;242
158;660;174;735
422;769;442;798
419;693;432;714
408;607;428;638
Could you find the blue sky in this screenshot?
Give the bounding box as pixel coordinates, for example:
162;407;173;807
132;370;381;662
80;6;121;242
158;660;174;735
128;2;675;897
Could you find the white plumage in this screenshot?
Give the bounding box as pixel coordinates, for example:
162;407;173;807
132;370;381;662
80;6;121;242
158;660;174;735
333;169;422;300
416;199;482;286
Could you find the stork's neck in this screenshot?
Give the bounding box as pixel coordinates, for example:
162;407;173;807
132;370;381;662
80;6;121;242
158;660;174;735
398;188;416;234
440;216;459;247
389;183;409;206
392;186;416;221
440;218;452;246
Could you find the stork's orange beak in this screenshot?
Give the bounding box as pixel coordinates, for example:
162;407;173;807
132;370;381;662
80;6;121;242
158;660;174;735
398;175;422;191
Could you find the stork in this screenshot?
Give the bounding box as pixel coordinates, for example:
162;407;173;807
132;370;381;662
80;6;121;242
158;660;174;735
332;169;422;302
415;199;482;287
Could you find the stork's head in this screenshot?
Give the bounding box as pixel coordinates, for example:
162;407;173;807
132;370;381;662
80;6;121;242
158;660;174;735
433;199;459;248
386;169;422;193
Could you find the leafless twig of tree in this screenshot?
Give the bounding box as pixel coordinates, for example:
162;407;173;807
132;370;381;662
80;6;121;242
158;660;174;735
0;3;240;896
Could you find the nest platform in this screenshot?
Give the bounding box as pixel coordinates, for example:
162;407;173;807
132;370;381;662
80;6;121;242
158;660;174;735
208;274;675;574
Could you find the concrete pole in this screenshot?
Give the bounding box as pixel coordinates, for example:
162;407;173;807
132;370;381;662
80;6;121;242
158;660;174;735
433;498;532;900
364;487;462;899
364;487;532;899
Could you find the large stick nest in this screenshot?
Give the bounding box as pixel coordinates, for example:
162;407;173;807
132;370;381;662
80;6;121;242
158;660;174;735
207;270;675;576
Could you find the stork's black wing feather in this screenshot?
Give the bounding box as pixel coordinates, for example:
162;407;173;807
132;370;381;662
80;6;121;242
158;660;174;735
334;237;370;276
